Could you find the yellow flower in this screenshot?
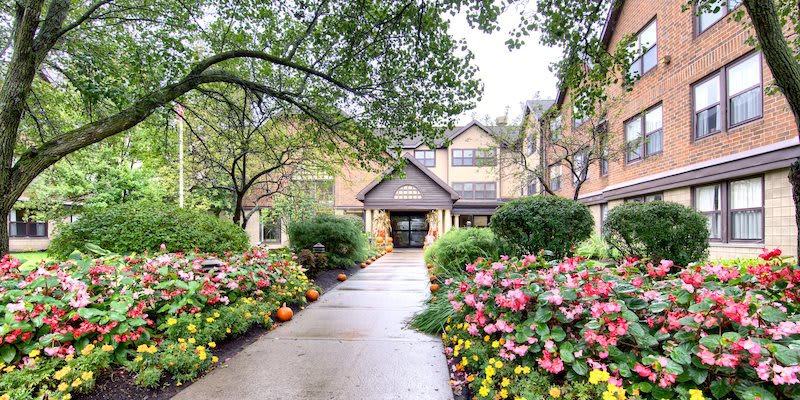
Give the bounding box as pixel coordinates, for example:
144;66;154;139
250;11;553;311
689;389;705;400
28;349;40;358
0;395;9;400
58;382;69;392
494;360;503;368
484;335;490;342
514;365;523;374
464;340;471;349
245;313;252;318
136;344;149;353
479;386;490;397
134;356;143;362
214;312;220;318
501;377;510;387
198;352;207;361
500;389;509;399
208;342;216;348
71;378;83;387
212;356;219;363
167;318;177;326
82;371;93;380
65;354;74;362
549;387;562;398
147;345;158;354
485;365;496;377
473;355;479;361
588;369;610;385
102;344;114;352
206;317;214;323
62;395;71;400
81;344;95;356
178;338;185;343
226;328;232;334
54;366;71;380
461;358;468;366
522;366;531;374
467;374;475;382
188;338;196;344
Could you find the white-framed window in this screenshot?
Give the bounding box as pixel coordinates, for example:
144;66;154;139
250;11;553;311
414;150;436;167
574;149;589;183
697;0;742;33
693;176;763;242
549;163;562;191
626;104;663;163
394;185;423;200
629;19;658;78
452;182;496;200
727;53;763;126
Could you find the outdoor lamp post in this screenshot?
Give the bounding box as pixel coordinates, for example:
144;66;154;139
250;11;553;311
313;243;326;253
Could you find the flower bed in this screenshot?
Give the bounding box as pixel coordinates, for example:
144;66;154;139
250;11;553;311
441;250;800;399
0;249;311;399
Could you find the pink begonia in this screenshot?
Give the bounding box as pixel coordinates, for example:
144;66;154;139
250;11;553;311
495;319;514;333
766;321;800;340
642;290;660;301
698;347;716;365
521;254;537;268
473;270;493;287
741;338;762;356
546;289;563;305
658;372;677;388
7;300;25;313
536;350;564;374
483;323;497;334
491;262;505;271
467;324;479;336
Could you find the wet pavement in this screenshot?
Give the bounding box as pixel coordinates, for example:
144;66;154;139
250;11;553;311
172;249;452;400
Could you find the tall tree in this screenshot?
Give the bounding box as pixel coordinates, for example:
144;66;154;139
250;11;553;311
0;0;509;253
513;0;800;249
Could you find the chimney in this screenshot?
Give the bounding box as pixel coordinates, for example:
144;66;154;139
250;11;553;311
495;115;508;126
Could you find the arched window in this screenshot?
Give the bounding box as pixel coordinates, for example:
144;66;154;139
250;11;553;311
394;185;422;200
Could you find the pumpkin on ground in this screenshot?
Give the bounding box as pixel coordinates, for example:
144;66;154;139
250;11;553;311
305;289;319;302
387;237;393;243
360;262;367;268
385;245;393;252
376;236;384;244
429;283;440;293
276;304;293;322
429;275;437;282
337;273;347;282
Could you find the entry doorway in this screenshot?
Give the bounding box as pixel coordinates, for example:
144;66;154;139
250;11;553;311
390;212;428;248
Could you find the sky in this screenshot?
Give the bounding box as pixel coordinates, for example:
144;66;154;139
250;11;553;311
448;11;562;125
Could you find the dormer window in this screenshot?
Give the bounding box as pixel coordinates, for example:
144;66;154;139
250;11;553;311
394;185;422;200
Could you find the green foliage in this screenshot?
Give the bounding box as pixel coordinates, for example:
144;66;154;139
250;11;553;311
48;201;249;258
410;293;456;334
490;196;593;259
603;201;709;266
295;249;330;278
288;214;368;267
424;228;500;278
575;233;621;260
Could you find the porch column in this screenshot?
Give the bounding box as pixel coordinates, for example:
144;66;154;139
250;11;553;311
444;209;452;233
453;214;460;228
365;209;373;236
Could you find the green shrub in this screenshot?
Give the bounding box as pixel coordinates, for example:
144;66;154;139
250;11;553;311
49;201;249;258
575;233;622;260
424;228;500;278
295;248;330;277
603;201;709;266
288;214;368;267
410;293;455;334
489;196;593;258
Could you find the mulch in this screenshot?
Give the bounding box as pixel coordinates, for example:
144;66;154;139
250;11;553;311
75;263;361;400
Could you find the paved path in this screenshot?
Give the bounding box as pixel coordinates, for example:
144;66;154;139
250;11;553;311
173;249;452;400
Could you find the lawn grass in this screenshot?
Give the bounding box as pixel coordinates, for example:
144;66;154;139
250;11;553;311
9;251;50;266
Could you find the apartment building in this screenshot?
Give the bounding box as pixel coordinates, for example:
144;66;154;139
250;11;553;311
542;0;799;258
333;119;541;247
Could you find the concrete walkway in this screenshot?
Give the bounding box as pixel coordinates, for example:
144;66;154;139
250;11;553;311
173;249;452;400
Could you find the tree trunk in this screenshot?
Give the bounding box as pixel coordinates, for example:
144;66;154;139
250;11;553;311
0;206;8;255
791;160;800;254
232;192;244;228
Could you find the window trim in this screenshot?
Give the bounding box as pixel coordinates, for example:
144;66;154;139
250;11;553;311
629;17;658;79
625;192;664;203
691;175;765;244
451;148;497;167
695;0;741;35
692;51;763;141
549;163;562;191
414;150;436;167
624;103;663;164
8;210;48;238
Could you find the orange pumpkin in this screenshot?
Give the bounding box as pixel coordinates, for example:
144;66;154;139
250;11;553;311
376;236;384;244
387;237;394;243
276;304;293;322
385;245;393;253
366;259;372;265
429;275;437;282
429;283;440;293
337;273;347;282
305;289;319;302
427;263;433;269
360;262;367;268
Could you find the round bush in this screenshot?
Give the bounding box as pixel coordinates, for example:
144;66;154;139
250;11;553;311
603;201;709;266
287;214;368;267
49;201;250;258
490;196;593;258
424;228;500;278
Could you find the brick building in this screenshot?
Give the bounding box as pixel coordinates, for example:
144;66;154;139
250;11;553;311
541;0;799;258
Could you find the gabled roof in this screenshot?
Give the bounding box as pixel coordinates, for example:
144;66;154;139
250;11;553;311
355;153;460;201
400;119;498;149
524;99;556;118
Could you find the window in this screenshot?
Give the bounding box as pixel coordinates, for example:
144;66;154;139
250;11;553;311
527;179;537;196
549;163;562;191
9;209;48;238
625;104;662;163
574;149;589;183
600;203;609;232
549;115;562;141
600;147;609;176
727;53;762;126
452;182;496;200
697;0;742;33
693;176;763;242
414;150;436;167
573;105;587;128
394;185;423;200
526;136;536;156
626;193;663;203
459;215;491;228
693;53;762;139
629;19;658;78
295;179;334;206
260;219;281;244
452;149;496;166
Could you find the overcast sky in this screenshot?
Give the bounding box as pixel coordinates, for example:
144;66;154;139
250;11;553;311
448;11;562;125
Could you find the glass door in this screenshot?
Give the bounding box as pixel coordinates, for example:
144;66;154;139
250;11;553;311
390;213;428;248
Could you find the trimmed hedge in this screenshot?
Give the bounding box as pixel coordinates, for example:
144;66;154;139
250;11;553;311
424;228;500;278
49;201;250;258
287;214;368;267
490;195;593;258
603;201;709;266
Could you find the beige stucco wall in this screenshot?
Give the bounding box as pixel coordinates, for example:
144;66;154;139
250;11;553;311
9;216;68;253
589;204;602;235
